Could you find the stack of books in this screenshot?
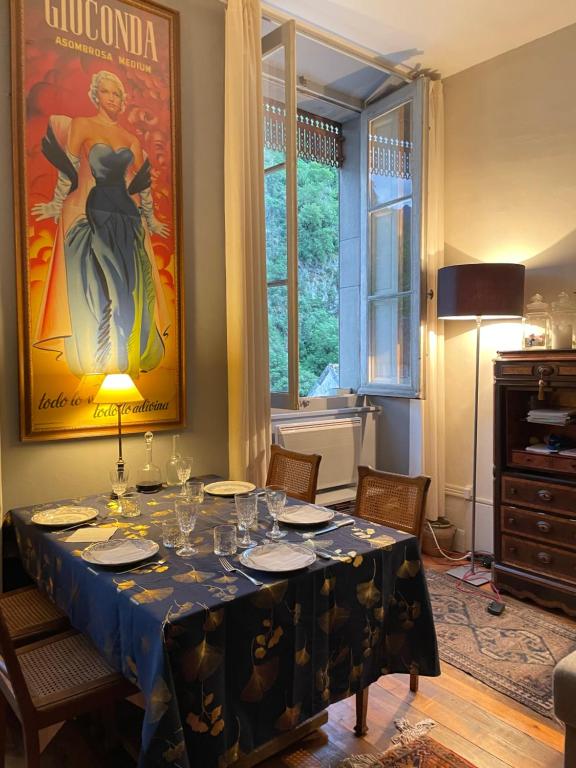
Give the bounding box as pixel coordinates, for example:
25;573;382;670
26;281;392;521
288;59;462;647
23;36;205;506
527;407;576;425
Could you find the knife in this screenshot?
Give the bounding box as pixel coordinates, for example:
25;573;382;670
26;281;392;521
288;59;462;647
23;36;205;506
300;518;355;538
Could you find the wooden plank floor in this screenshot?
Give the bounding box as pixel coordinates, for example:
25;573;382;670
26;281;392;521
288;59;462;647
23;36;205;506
259;555;566;768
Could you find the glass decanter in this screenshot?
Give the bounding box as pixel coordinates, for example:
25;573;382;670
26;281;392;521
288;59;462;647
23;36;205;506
165;434;182;486
136;431;163;493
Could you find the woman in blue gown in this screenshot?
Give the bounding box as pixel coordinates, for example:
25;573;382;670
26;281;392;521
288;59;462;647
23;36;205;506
32;70;169;379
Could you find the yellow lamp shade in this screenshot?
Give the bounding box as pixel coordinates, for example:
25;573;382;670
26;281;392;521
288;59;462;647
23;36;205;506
93;374;144;404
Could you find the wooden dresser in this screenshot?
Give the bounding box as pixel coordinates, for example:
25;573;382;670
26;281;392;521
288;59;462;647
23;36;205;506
494;350;576;616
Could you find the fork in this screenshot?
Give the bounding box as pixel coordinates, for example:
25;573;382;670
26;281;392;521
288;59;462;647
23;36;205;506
219;557;263;586
115;558;167;575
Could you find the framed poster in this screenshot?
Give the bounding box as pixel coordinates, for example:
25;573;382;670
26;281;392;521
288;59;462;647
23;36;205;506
11;0;183;440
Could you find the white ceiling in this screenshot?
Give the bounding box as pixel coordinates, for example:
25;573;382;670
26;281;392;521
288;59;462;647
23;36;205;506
266;0;576;78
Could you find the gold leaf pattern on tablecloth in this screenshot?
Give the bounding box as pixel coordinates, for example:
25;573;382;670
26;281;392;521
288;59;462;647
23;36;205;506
116;579;137;591
357;578;381;608
320;576;336;595
187;711;209;733
132;587;174;604
318;604;350;634
396;558;421;578
241;657;279;702
250;582;287;609
149;676;172;723
211;718;225;736
173;570;215;583
275;702;301;731
203;608;224;632
268;626;283;648
182;638;223;681
295;644;310;666
168;601;195;620
151;509;174;518
350;662;363;682
163;741;185;763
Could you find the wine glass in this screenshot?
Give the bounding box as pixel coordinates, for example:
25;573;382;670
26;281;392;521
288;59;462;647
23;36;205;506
187;480;204;507
265;485;286;540
175;500;198;557
235;492;257;548
110;467;130;516
175;456;193;497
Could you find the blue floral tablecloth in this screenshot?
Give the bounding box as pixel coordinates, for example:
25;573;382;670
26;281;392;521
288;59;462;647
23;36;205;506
10;489;439;767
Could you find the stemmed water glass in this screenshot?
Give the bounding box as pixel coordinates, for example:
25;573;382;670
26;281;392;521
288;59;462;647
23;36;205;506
176;456;193;497
235;492;258;548
265;485;286;540
110;467;130;516
175;499;198;557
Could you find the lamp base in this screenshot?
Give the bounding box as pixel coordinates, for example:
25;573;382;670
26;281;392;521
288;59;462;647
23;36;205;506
446;564;491;586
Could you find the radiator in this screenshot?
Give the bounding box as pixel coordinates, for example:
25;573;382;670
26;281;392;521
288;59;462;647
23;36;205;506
274;417;362;491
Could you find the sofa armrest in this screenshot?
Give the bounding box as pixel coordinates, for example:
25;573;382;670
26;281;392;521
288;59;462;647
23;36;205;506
554;651;576;727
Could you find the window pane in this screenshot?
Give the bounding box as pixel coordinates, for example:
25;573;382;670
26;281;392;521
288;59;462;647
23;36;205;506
369;102;412;208
268;285;288;393
265;168;287;281
263;45;287;169
369;295;412;387
370;200;412;295
297;159;340;396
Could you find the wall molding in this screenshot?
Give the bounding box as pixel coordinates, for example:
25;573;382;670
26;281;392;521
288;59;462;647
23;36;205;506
445;483;492;508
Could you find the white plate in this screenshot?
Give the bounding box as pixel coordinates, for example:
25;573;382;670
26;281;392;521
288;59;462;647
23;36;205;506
204;481;256;497
32;506;99;527
81;539;159;566
277;505;335;526
240;542;316;572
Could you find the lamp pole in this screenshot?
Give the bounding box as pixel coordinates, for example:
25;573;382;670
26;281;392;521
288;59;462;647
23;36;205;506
470;317;481;576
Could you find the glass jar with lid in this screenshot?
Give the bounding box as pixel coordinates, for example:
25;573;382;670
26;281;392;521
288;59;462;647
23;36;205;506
522;293;550;350
136;431;163;493
550;292;576;349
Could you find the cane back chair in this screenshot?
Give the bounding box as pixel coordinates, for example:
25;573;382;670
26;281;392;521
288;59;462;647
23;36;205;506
0;587;68;648
355;465;430;705
0;603;137;768
265;445;322;503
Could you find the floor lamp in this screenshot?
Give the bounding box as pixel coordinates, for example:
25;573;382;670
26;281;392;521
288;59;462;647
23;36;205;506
437;263;525;586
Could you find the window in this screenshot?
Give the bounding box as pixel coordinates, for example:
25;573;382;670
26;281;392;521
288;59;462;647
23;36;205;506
262;17;426;407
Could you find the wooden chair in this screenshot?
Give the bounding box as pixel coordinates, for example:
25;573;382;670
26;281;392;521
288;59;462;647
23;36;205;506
0;604;138;767
353;466;431;735
265;445;322;503
355;465;431;541
0;587;69;647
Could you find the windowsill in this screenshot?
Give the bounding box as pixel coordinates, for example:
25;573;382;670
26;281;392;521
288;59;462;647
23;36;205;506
271;393;364;416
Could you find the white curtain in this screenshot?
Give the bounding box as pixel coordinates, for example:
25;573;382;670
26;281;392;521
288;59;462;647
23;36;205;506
224;0;271;485
422;80;446;520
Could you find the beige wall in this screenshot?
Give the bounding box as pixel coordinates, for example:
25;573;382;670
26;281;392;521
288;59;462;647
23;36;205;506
0;0;229;512
443;24;576;549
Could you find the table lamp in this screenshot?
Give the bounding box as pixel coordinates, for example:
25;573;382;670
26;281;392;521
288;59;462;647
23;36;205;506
437;263;525;585
93;373;144;474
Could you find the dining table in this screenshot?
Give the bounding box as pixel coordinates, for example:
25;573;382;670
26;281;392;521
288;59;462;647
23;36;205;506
9;485;440;768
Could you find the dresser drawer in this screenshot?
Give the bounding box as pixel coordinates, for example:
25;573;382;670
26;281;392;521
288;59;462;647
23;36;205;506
502;475;576;516
501;506;576;549
502;535;576;584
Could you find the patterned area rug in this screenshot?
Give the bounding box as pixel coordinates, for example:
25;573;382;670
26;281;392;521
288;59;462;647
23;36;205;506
339;720;476;767
427;570;576;717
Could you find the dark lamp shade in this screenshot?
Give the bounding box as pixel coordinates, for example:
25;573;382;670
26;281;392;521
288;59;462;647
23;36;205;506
437;263;525;320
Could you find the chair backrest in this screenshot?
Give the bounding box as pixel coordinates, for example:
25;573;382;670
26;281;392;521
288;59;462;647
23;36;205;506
0;602;36;722
266;445;322;503
355;466;431;539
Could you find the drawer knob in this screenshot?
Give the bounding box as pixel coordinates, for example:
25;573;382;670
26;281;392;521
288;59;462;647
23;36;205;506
536;521;552;533
508;545;517;554
509;487;517;496
537;489;553;502
507;516;516;526
537;552;552;565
